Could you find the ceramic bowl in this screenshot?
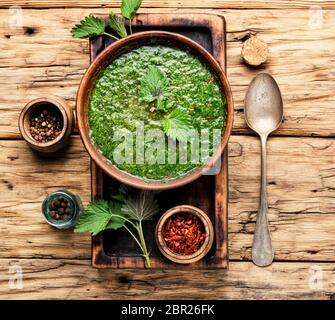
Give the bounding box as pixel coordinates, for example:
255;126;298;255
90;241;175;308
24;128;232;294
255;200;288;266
76;31;233;190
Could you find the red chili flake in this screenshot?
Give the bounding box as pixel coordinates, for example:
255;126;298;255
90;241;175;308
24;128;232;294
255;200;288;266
162;213;206;255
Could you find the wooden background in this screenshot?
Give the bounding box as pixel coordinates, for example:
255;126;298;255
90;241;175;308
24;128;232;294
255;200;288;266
0;0;334;299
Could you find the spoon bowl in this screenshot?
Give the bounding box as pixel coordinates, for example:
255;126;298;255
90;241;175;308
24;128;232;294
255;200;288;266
245;73;283;136
245;73;283;267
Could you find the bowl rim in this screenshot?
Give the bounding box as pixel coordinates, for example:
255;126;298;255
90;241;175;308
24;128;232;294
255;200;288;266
76;30;234;190
155;205;214;264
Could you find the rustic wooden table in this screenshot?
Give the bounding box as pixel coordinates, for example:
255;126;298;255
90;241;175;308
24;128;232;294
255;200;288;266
0;1;334;300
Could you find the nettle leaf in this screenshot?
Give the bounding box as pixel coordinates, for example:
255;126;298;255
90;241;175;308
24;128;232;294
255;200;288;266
121;0;143;20
105;203;126;230
162;108;193;142
74;201;126;235
109;11;127;38
74;200;112;236
121;190;159;222
140;66;167;104
71;16;105;39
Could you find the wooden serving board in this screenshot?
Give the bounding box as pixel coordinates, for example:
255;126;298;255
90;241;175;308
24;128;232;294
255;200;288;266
90;13;228;269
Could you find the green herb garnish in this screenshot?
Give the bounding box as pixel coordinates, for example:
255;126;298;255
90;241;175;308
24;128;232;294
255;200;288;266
74;188;159;268
140;66;167;106
71;15;119;41
71;16;106;39
121;190;159;267
74;200;123;236
121;0;142;19
162;108;193;142
122;190;159;222
109;11;127;38
71;0;143;40
121;0;143;34
140;67;194;141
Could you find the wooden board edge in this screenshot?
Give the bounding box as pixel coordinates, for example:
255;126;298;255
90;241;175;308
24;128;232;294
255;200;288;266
214;149;229;269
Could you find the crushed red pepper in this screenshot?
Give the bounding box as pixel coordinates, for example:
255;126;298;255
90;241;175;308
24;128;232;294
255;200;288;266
162;213;206;255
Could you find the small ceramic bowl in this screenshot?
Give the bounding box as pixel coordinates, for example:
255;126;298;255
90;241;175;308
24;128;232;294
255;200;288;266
155;205;214;264
18;96;74;154
42;190;82;229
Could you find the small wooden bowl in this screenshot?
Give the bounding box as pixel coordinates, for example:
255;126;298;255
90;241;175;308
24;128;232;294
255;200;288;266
155;205;214;264
18;96;74;154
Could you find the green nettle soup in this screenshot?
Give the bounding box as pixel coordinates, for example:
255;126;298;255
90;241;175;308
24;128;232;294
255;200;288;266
89;45;226;181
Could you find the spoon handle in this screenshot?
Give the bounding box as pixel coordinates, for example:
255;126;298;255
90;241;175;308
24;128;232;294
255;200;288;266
252;134;274;267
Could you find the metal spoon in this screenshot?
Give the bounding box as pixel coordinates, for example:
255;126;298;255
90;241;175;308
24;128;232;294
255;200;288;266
244;73;283;267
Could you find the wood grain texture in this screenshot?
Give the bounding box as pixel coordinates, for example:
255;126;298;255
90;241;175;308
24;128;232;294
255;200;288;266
1;3;335;300
0;8;335;138
1;259;334;299
0;137;91;259
0;0;334;9
1;136;334;261
229;135;335;261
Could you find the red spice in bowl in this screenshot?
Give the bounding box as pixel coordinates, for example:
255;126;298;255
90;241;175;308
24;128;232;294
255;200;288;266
155;205;214;264
162;213;207;255
156;205;214;264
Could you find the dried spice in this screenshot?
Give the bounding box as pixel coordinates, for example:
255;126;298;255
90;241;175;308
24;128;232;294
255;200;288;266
29;106;63;143
49;196;72;221
162;213;206;255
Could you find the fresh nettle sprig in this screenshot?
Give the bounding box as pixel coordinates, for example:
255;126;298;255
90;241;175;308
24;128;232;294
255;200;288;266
71;0;143;40
74;187;159;268
140;66;193;142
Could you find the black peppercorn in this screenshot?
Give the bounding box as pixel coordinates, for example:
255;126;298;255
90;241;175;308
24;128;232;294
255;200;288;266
49;196;72;221
29;106;63;143
61;201;67;208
